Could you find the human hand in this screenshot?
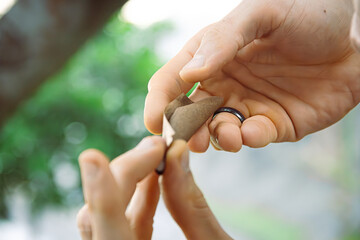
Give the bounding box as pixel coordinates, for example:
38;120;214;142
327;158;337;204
160;140;232;240
145;0;360;152
76;136;232;239
76;136;166;240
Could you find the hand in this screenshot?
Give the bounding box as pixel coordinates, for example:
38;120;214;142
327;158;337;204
161;140;232;240
76;136;232;239
145;0;360;152
76;136;166;240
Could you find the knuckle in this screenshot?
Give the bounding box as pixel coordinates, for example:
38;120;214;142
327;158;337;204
76;206;91;230
89;193;123;219
203;24;227;42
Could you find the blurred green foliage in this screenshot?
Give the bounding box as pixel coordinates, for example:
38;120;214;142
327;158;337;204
0;15;172;218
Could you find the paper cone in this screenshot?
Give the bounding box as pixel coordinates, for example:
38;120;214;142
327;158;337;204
156;93;223;174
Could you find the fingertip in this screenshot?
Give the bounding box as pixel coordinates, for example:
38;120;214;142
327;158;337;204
151;135;167;146
215;122;242;152
136;136;167;155
144;112;162;135
187;124;210;153
210;111;246;152
78;150;114;216
179;65;211;83
144;91;167;135
241;122;267;148
179;58;220;84
109;136;167;189
188;138;209;153
166;140;188;163
79;149;109;166
210;135;223;151
241;116;277;148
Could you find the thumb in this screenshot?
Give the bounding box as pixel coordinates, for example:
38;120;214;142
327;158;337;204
179;0;282;83
160;140;232;240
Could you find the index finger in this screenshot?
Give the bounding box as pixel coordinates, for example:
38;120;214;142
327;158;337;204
144;29;205;134
110;136;166;205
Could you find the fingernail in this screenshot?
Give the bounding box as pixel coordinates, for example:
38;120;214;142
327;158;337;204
136;137;155;150
181;149;190;173
181;55;205;71
210;135;223;151
83;161;98;180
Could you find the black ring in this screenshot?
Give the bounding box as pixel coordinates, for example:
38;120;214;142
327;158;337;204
212;107;246;123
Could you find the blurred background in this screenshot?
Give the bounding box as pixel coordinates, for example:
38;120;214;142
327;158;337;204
0;0;359;239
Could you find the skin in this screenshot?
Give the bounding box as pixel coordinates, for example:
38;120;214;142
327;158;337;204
77;137;232;239
351;0;360;51
77;136;166;240
76;0;360;238
144;0;360;153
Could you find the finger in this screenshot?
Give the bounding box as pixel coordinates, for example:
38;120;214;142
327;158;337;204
179;22;239;82
79;149;133;239
144;32;204;134
77;205;92;240
208;94;249;152
222;60;297;144
161;140;232;240
110;136;166;206
210;109;279;150
125;173;160;240
144;88;179;135
179;0;283;83
209;112;243;152
187;122;211;153
241;115;278;148
186;87;214;153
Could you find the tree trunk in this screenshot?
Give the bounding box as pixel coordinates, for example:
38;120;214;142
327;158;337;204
0;0;127;127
